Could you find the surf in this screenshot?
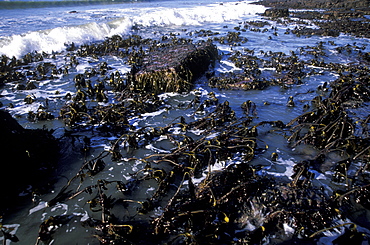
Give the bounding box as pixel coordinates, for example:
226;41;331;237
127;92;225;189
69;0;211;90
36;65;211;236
0;0;265;58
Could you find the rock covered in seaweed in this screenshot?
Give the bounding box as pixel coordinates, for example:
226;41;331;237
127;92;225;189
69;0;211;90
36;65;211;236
129;41;218;94
257;0;370;10
262;8;289;18
256;0;370;38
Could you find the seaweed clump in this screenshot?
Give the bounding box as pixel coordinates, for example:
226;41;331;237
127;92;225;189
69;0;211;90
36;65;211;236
2;21;370;244
285;63;370;236
21;38;369;244
38;92;359;244
208;49;306;90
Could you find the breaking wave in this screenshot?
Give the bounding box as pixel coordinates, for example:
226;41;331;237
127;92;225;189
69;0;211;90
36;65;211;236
0;1;265;58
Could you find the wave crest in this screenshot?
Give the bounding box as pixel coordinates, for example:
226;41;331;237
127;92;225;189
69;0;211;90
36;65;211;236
0;1;265;58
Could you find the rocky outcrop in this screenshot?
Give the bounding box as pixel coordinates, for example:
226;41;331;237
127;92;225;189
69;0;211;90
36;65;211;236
0;110;59;212
129;42;218;94
262;8;289;18
255;0;370;11
256;0;370;38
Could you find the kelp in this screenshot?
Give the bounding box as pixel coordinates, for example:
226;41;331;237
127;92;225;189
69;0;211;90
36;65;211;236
208;49;306;90
2;24;370;244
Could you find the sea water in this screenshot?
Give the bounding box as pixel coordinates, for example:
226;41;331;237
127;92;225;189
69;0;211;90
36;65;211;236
1;0;370;244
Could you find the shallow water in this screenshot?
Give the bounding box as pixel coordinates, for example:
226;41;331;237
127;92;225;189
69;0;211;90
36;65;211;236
1;0;370;244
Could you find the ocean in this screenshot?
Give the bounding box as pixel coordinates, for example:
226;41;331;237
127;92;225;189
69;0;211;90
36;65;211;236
1;0;370;244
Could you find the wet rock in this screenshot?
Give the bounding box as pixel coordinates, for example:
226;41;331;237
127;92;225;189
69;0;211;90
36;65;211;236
0;110;59;213
129;42;218;94
291;26;340;37
256;0;370;11
256;0;370;38
262;8;289;18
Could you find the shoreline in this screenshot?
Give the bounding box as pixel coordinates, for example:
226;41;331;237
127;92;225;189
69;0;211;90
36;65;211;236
255;0;370;11
256;0;370;38
1;1;370;244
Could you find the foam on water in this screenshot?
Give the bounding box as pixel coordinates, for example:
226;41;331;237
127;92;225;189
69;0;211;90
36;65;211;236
145;144;171;153
29;201;48;215
263;158;296;178
0;0;265;58
131;1;265;27
2;0;370;243
0;224;20;245
0;21;132;58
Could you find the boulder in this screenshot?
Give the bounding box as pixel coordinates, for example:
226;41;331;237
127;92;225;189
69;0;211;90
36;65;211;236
0;110;59;212
129;42;218;94
263;8;290;18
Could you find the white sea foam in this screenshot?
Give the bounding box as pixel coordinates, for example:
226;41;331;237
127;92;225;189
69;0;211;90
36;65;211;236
318;218;370;244
128;108;168;127
0;1;265;58
145;143;171;153
141;108;167;118
0;21;130;58
132;2;265;27
216;60;243;73
29;201;48;215
0;224;20;245
283;223;295;235
51;203;69;215
263;158;296;178
205;132;220;140
189;129;205;136
191;158;234;185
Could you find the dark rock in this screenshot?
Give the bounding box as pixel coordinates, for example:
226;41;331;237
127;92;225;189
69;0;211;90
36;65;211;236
255;0;370;11
291;26;340;37
256;0;370;38
130;42;218;94
0;110;24;133
263;8;289;18
362;52;370;62
0;110;59;213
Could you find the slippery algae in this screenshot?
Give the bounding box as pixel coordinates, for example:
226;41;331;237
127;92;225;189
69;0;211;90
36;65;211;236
1;6;370;244
130;42;218;94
